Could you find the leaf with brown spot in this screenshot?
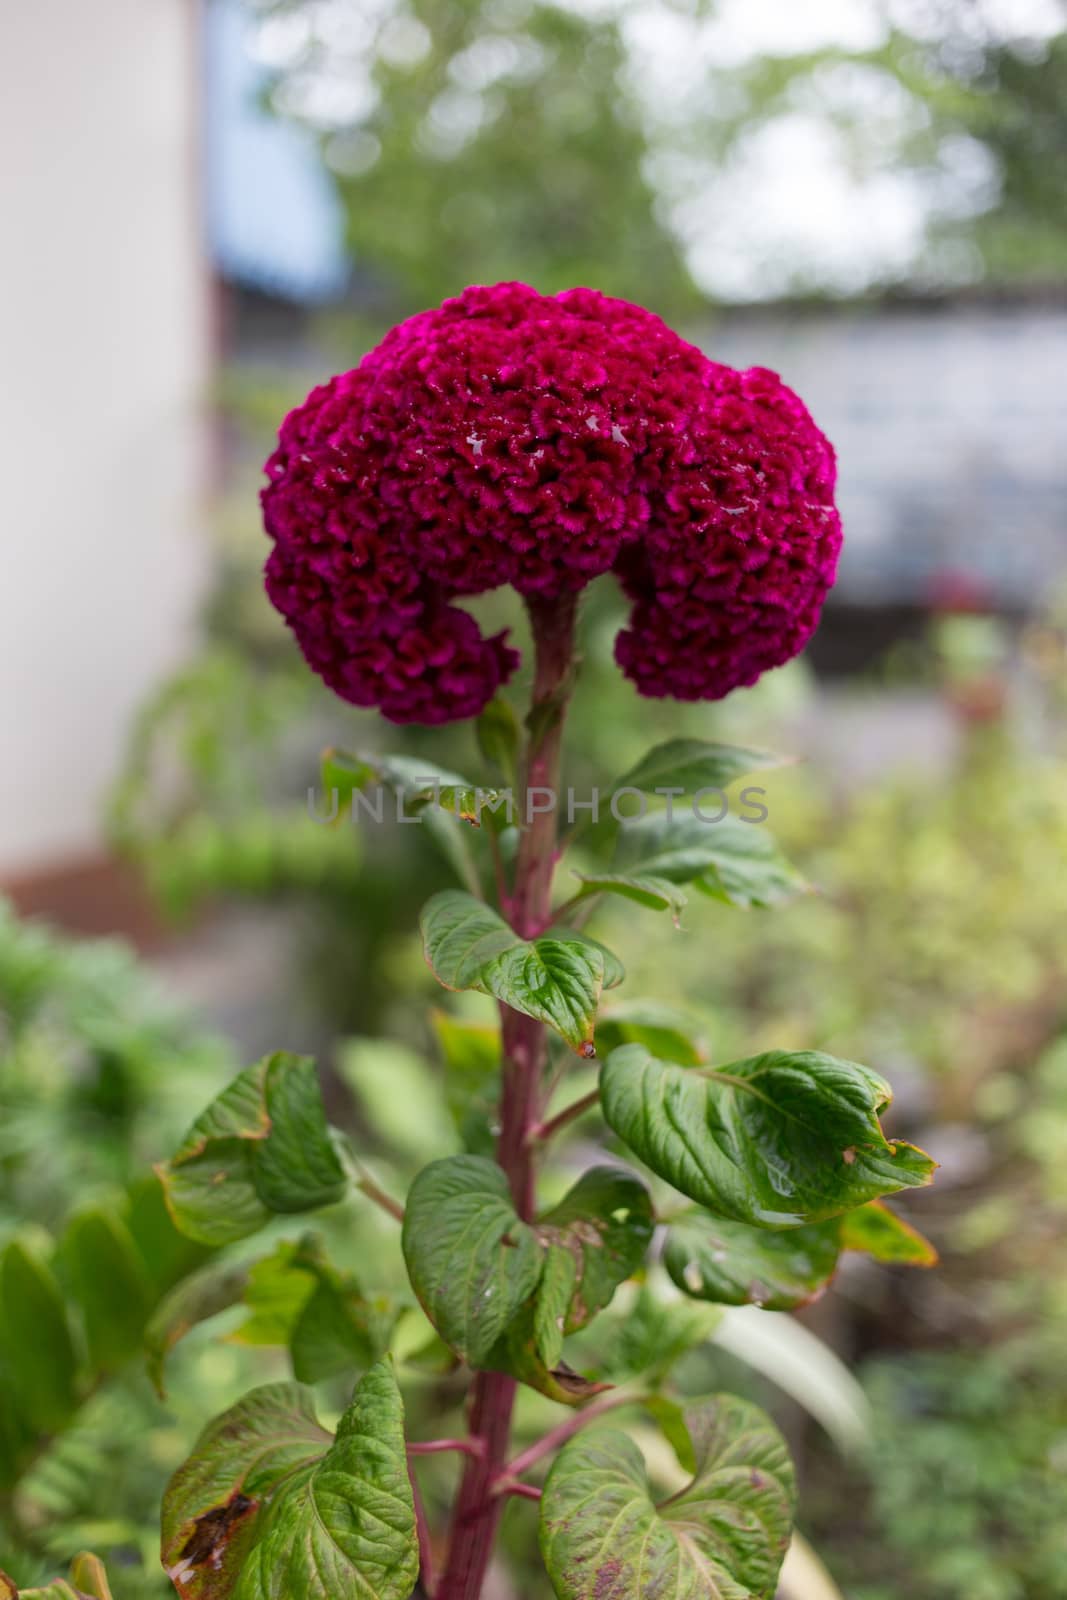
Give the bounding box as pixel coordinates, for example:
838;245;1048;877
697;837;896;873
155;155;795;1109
161;1382;331;1599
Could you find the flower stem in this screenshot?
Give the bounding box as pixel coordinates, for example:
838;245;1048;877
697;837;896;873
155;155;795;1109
497;1392;648;1484
527;1087;601;1147
435;591;578;1600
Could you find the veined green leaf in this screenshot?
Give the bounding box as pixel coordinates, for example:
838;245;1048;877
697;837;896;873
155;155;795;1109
532;1245;578;1370
540;1394;795;1600
402;1159;651;1381
402;1156;541;1366
233;1364;417;1600
665;1213;841;1311
162;1365;417;1600
157;1053;346;1246
839;1200;938;1266
601;1045;936;1227
615;811;807;909
570;872;688;919
421;891;622;1053
615;738;789;795
534;1168;654;1341
0;1240;78;1433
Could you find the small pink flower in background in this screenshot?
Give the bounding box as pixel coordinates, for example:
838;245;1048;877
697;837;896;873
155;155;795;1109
262;282;842;724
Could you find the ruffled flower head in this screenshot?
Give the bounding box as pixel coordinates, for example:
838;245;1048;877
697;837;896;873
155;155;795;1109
262;282;842;723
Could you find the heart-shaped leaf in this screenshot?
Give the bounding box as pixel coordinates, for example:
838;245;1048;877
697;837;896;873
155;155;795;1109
615;738;788;795
615;812;806;909
401;1156;541;1365
665;1213;842;1311
161;1383;333;1599
162;1364;417;1600
421;891;622;1053
839;1200;938;1266
601;1045;936;1227
158;1054;346;1246
540;1393;795;1600
232;1363;417;1600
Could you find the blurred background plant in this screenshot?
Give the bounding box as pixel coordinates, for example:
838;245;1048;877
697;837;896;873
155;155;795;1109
3;0;1067;1594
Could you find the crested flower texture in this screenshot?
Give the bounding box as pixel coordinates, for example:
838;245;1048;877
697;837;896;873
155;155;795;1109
263;282;841;723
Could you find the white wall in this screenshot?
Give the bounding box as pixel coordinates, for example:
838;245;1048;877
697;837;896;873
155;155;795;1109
0;0;210;875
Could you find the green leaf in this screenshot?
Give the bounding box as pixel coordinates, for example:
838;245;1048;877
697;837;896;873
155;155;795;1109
163;1368;416;1600
570;1285;721;1387
322;749;471;808
233;1363;417;1600
6;1554;114;1600
15;1584;84;1600
430;1010;501;1157
615;738;789;795
289;1270;393;1387
402;1156;542;1365
224;1239;394;1384
476;696;521;786
665;1213;841;1311
162;1382;331;1597
67;1555;114;1600
15;1555;114;1600
570;872;688;919
615;812;807;909
531;1245;578;1370
601;1045;937;1227
839;1200;938;1266
231;1243;318;1347
323;748;485;891
484;1314;613;1408
158;1053;346;1245
125;1173;213;1299
61;1209;152;1374
0;1240;79;1433
534;1168;654;1340
421;891;622;1053
595;1001;707;1068
540;1394;795;1600
145;1260;252;1396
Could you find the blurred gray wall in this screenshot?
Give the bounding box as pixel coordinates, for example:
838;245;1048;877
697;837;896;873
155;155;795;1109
703;298;1067;606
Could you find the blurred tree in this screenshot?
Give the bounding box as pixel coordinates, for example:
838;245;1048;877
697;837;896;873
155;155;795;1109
251;0;701;318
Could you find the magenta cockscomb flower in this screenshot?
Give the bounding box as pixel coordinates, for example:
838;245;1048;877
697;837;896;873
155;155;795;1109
262;282;842;724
